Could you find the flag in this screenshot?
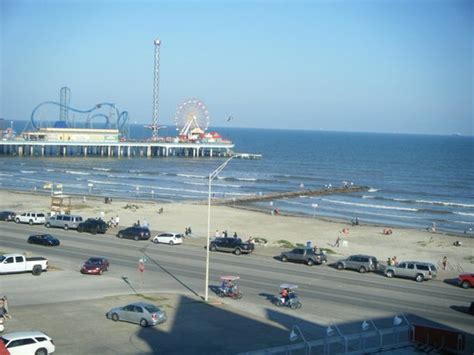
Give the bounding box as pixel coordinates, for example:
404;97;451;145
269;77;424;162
43;183;52;190
56;184;63;189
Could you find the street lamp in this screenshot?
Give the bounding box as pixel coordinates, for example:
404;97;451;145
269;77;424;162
290;325;310;354
204;154;241;302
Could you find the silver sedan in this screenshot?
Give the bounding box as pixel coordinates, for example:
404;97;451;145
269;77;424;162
106;302;167;327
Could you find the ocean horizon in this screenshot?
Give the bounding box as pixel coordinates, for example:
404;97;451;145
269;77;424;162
1;121;473;234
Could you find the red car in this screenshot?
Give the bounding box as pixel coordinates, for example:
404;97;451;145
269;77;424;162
81;257;109;275
458;273;474;289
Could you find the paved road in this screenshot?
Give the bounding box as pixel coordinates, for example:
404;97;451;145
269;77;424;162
1;222;473;349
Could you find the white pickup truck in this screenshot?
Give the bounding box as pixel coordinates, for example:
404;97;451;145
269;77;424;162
0;253;48;276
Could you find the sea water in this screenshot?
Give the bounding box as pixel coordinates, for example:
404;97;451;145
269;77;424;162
1;124;473;234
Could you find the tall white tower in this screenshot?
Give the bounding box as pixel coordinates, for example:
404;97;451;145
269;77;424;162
152;39;161;139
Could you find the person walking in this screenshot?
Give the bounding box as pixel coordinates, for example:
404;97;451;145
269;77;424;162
442;256;448;270
115;215;120;227
233;232;238;239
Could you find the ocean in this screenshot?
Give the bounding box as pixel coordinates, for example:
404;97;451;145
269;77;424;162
1;122;473;234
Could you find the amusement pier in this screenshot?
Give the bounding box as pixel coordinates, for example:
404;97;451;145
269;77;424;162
0;39;257;160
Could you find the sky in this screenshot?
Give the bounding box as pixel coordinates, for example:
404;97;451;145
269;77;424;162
0;0;472;135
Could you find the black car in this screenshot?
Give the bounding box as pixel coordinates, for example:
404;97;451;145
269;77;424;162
0;211;16;222
28;234;60;246
77;218;108;234
280;247;327;266
117;226;151;241
209;237;254;255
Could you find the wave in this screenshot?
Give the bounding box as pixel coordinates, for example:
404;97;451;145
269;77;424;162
454;212;474;217
367;188;379;192
217;176;259;182
361;195;474;209
453;220;474;225
20;170;36;174
177;173;206;179
321;198;418;212
93;167;111;172
0;173;13;177
65;170;90;176
87;179;122;186
45;168;55;172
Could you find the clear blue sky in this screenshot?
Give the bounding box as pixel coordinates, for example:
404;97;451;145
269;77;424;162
0;0;472;135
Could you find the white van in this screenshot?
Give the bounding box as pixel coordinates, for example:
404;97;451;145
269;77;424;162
15;212;46;225
46;214;83;230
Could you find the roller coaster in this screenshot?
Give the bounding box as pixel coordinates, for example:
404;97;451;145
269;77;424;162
27;87;130;137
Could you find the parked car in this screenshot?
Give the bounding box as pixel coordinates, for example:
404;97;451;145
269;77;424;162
28;234;60;247
106;302;167;327
81;257;109;275
336;254;378;273
152;232;183;246
209;237;254;255
45;214;83;230
385;261;437;282
117;226;151;241
0;331;55;355
280;247;327;266
0;211;16;222
457;273;474;289
0;253;48;276
15;212;46;225
77;218;108;234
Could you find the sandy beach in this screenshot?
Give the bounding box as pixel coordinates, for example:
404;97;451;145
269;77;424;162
1;189;472;272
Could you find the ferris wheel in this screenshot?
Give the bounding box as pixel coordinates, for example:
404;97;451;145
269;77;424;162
174;98;210;136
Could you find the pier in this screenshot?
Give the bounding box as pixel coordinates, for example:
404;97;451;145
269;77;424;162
0;140;234;158
210;185;370;205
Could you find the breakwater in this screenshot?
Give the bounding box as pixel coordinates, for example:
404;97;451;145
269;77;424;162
209;185;370;205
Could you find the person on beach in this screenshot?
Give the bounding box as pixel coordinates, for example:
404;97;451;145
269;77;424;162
387;257;392;266
0;297;11;322
115;215;120;227
215;230;220;238
333;236;341;247
442;256;448;270
233;232;238;239
392;256;398;266
248;236;255;245
188;226;192;235
223;230;228;238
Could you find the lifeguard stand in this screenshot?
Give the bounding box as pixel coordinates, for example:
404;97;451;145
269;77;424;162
51;195;71;215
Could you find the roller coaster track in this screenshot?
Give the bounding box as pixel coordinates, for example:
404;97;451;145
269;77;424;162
30;101;129;135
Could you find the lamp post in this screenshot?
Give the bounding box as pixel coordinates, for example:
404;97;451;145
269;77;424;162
204;154;241;302
290;325;310;354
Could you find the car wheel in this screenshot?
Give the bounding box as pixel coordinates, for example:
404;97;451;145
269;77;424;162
29;219;33;225
64;224;69;230
32;265;42;276
296;301;302;309
218;291;225;298
234;248;242;255
169;240;174;246
15;218;20;224
134;236;139;241
35;348;48;355
236;292;243;299
153;238;159;244
118;233;123;238
461;281;470;289
210;244;217;251
336;263;344;270
140;318;148;327
415;274;424;282
281;255;288;262
290;302;297;310
307;259;314;266
111;313;119;321
276;299;283;307
359;266;366;273
386;270;394;278
45;222;50;228
98;269;103;275
78;226;83;233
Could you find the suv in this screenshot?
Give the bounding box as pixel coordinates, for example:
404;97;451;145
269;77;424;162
336;254;378;273
15;212;46;225
280;247;327;266
46;214;83;230
77;218;108;234
117;227;151;241
385;261;437;282
209;237;254;255
0;331;55;355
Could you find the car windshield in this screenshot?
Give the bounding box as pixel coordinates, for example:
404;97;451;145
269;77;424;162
0;256;5;263
144;305;161;313
44;235;54;240
87;258;103;265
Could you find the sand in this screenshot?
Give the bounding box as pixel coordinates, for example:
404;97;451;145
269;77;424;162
1;190;472;272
